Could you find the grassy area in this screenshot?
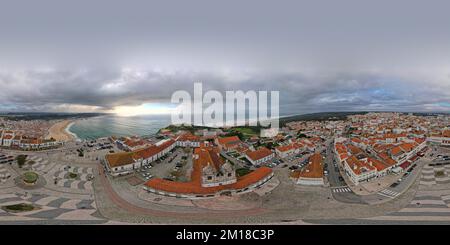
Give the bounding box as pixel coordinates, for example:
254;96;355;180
2;203;36;212
232;127;259;135
160;124;211;134
224;126;261;140
236;168;253;177
68;172;78;179
435;171;446;177
23;171;38;184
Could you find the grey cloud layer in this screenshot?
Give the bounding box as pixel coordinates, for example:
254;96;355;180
1;69;449;114
0;0;449;113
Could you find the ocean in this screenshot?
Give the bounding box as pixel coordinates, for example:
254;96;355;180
68;114;171;140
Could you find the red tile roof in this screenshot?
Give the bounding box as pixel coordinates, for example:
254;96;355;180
177;133;201;142
105;152;136;168
217;136;241;146
276;144;295;152
345;155;376;175
246;147;273;161
291;153;323;179
105;139;175;167
133;139;175;160
194;146;224;171
443;130;450;137
368;157;388;171
145;163;272;195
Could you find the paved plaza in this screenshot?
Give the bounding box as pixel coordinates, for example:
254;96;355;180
420;164;450;186
0;192;104;223
1;143;450;225
50;165;94;191
28;155;53;172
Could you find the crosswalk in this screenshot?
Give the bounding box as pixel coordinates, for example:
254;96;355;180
332;186;352;193
378;189;400;198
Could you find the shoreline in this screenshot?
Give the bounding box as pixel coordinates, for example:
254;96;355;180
46;120;76;142
65;121;80;140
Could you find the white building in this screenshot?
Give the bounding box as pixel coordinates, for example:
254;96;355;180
291;153;324;186
427;130;450;147
245;147;275;165
175;134;201;148
105;139;176;176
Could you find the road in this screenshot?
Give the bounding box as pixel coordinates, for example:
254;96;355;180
220;151;247;169
324;138;365;204
95;164;269;220
324;138;433;205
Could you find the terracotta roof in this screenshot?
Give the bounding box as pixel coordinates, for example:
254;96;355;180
378;153;397;165
390;146;404;156
368;157;389;171
291;153;323;179
345;155;376;175
443;130;450;137
339;153;349;161
351;137;362;143
335;143;347;155
194;146;224;171
348;145;363;155
177;133;201;142
399;142;417;152
145;165;272;195
105;152;135;168
123;138;148;148
133;139;175;160
217;136;241;148
414;138;425;144
276;144;295;152
246;147;273;161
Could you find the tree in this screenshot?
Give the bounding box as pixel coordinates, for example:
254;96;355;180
297;133;307;138
16;155;27;168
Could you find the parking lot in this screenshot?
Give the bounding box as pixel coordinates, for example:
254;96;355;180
136;147;191;182
0;153;15;165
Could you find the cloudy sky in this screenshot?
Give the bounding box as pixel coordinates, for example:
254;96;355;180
0;0;449;115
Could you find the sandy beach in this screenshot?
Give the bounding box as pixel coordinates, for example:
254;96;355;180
46;120;76;142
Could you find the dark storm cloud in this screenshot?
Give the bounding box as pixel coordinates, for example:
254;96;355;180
0;0;449;113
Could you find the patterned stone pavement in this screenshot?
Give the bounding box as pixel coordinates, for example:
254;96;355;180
306;164;450;224
0;192;105;224
0;166;12;182
420;164;450;186
51;165;94;191
29;155;52;172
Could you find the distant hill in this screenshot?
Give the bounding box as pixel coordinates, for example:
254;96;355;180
280;111;450;126
0;112;107;121
158;124;213;133
280;111;369;125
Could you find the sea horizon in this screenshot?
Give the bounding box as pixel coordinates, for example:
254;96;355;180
64;110;450;140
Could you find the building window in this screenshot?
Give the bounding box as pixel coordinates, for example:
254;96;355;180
207;176;212;180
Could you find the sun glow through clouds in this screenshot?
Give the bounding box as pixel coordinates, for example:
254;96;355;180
113;103;175;117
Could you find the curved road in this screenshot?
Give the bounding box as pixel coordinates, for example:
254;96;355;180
96;164;271;220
